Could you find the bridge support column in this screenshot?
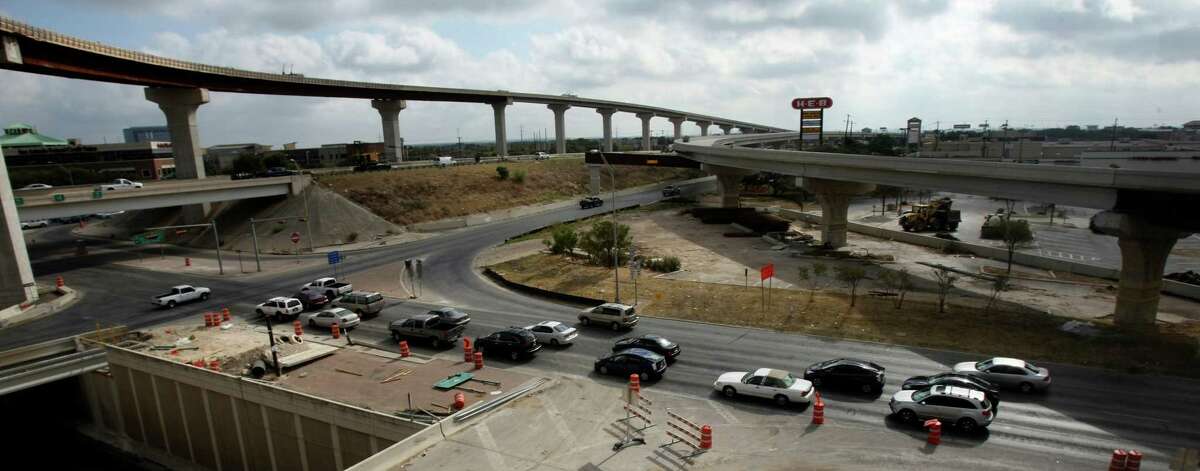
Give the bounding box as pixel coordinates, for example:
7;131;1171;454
701;164;754;208
803;177;876;248
668;116;686;141
1091;211;1191;329
548;104;570;154
694;120;711;136
597;108;616;152
588;164;603;195
491;98;512;158
145;87;210;223
719;124;733;135
636;113;654;151
0;144;37;307
371;99;407;162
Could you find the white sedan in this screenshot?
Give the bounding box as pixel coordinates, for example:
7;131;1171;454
302;307;360;330
17;183;52;191
96;178;143;191
21;220;50;229
523;320;579;346
713;368;816;406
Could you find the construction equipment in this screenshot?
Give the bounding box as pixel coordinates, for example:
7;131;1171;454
898;197;961;232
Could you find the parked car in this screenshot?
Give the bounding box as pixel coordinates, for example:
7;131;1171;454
303;307;360;330
94;211;125;219
594;348;667;381
17;183;52;191
334;291;385;318
255;297;304;321
662;185;682;197
389;314;465;347
299;277;353;300
427;307;470;326
230;172;256;180
713;368;816;406
902;373;1000;407
354;162;392;172
474;328;542;361
579;302;638;331
890;385;996;433
263;167;298;177
535;152;550;160
803;358;886;394
579;196;603;209
152;285;210;308
20;220;49;229
523;320;579;346
953;357;1051;393
613;334;679;361
97;178;143;191
51;215;91;224
294;290;329;310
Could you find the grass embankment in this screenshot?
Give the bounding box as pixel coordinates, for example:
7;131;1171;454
491;253;1199;377
318;158;703;226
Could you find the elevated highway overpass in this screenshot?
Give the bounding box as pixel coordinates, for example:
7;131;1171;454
672;132;1200;328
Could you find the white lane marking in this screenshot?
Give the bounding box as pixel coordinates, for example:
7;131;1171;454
539;396;578;454
706;399;741;424
474;421;510;471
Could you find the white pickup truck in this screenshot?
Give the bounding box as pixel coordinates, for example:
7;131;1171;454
97;178;143;191
299;277;353;300
153;285;210;308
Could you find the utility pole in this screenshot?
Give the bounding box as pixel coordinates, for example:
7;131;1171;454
1110;117;1119;151
457;128;463;158
844;114;851;143
1003;119;1010;162
934;121;941;151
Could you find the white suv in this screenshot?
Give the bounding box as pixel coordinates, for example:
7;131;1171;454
890;385;996;432
256;296;304;321
579;303;638;331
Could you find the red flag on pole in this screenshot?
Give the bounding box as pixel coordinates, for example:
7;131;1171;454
760;263;774;280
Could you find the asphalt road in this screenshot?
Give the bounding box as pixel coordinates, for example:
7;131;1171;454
4;180;1199;467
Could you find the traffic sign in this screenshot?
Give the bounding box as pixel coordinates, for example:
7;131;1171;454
791;97;833;110
801;110;822;119
760;263;774;280
291;232;301;244
328;251;341;265
14;197;22;206
53;194;65;202
133;230;165;246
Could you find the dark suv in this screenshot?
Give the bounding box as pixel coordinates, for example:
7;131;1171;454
594;348;667;381
579;196;603;209
804;358;886;394
662;185;682;197
475;328;542;361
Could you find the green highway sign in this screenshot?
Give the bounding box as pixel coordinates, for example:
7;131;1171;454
92;190;103;199
53;194;65;202
133;230;165;245
14;197;22;206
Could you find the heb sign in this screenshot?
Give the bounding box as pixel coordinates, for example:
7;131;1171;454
791;97;833;110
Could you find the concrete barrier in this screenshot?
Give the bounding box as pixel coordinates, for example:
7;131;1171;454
482;268;606;307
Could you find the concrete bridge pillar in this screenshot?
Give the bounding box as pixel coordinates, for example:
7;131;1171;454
491;98;512;158
694;120;712;136
1091;211;1192;329
668;116;686;140
803;177;876;248
719;124;733;135
636;113;654;151
597;108;616;152
588;164;603;195
548;104;570;154
370;99;407;162
0;144;37;308
145;87;210;222
701;164;754;208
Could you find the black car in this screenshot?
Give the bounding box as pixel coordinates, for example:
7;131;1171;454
902;373;1000;407
594;348;667;381
475;328;542;361
613;335;680;361
293;291;329;310
354;162;392;172
263;167;299;177
662;185;682;197
804;358;886;394
230;172;256;180
579;196;603;209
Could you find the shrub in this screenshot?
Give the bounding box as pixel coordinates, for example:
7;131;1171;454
544;225;578;255
496;166;509;180
578;220;631;267
512;169;526;184
346;231;359;242
644;256;681;272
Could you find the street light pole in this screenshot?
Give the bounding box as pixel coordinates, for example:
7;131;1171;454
250;218;262;273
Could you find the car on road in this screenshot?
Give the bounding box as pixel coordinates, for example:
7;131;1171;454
293;290;329;310
890;385;996;433
595;348;667;381
427;307;471;326
300;277;353;300
714;368;816;406
953;357;1051;393
263;167;298;177
535;152;550;160
579;196;603;209
523;320;579;346
152;285;210;308
902;373;1000;407
20;220;49;229
333;291;385;318
662;185;682;197
303;307;359;330
94;211;125;219
613;334;679;361
389;314;465;347
474;328;542;361
17;183;52;191
436;156;454;167
354;162;392;172
579;302;638;331
230;172;256;180
97;178;143;191
803;358;886;394
255;296;304;321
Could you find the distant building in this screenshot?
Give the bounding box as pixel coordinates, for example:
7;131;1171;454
203;143;272;170
1183;120;1200;131
0;123;69;149
6;141;176;180
1086;125;1099;131
123;125;170;143
319;141;385;166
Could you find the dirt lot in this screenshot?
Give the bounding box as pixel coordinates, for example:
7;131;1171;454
318;158;703;226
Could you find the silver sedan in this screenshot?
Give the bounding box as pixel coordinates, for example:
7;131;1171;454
953;357;1050;393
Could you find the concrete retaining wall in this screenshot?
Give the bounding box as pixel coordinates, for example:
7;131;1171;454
83;346;426;471
778;208;1200;301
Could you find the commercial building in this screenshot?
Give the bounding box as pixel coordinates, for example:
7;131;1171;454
202;143;272;170
6;141;177;182
0;123;69;149
122;125;170;143
318;141;386;166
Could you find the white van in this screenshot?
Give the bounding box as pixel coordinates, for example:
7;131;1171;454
436;156;454;167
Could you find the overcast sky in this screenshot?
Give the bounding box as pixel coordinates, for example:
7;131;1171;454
1;0;1198;148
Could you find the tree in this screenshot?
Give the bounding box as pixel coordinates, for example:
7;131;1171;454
261;152;298;170
931;267;959;314
894;268;913;309
834;265;868;308
231;153;265;176
867;133;898;156
578;220;632;267
1001;219;1034;275
797;262;827;302
986;274;1010;313
496;166;509;180
543;225;578;255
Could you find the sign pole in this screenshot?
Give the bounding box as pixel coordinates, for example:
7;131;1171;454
250;218;262;273
818;109;824;146
212;220;224;275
